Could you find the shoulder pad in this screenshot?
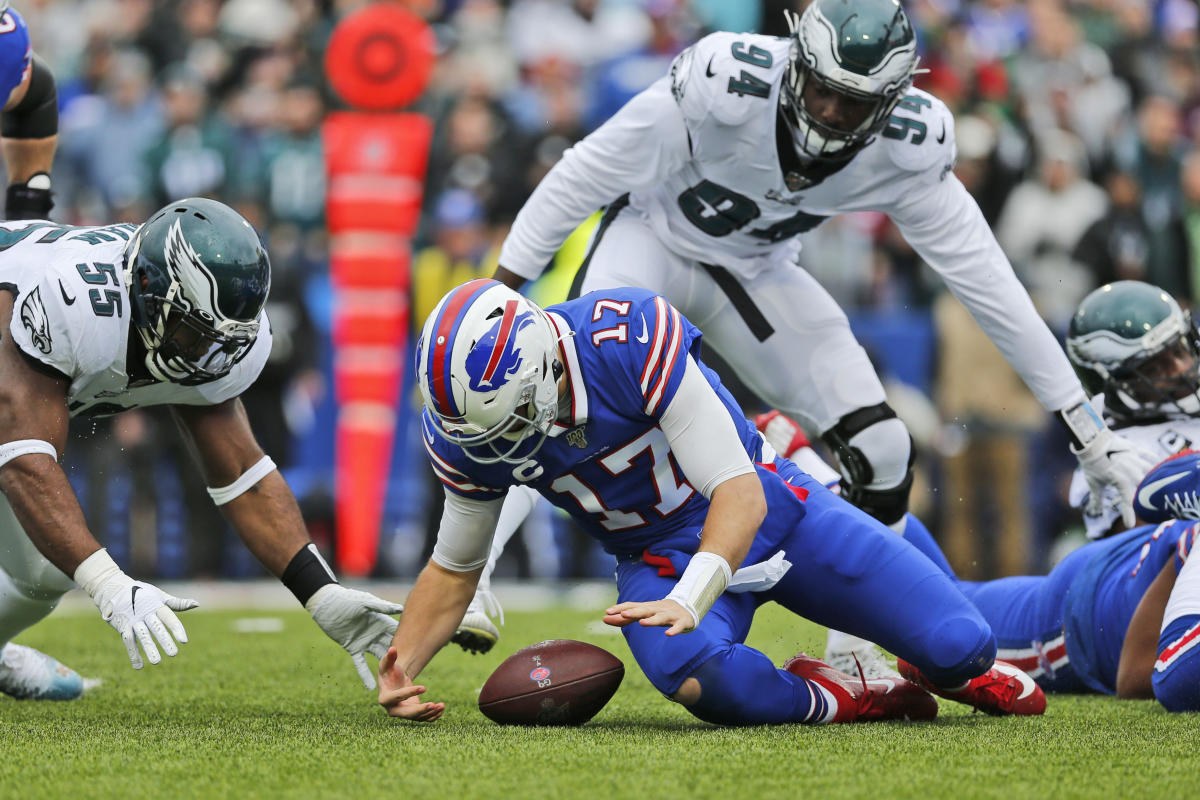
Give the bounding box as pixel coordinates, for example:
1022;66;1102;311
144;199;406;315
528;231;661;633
671;32;786;128
882;88;956;178
1136;450;1200;523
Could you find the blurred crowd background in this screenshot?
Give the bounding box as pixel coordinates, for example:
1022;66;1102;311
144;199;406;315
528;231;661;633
23;0;1200;582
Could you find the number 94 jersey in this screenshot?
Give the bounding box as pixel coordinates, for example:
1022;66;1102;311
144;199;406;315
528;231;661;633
0;221;271;417
423;288;770;558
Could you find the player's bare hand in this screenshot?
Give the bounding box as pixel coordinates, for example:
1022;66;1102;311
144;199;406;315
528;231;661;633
377;647;445;721
603;599;695;636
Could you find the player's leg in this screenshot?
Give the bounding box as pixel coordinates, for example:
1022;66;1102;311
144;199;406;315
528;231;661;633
0;500;82;700
1153;544;1200;711
615;557;933;724
764;466;1045;714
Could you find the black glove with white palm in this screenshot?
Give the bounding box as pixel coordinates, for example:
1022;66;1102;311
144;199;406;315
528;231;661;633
1062;401;1156;528
74;548;199;669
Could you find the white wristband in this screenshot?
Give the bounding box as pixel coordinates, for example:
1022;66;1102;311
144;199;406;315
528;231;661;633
73;548;122;598
665;551;732;629
207;455;277;506
0;439;58;470
1060;400;1105;450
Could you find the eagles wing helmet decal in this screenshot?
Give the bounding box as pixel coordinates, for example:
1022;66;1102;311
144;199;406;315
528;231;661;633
165;217;219;320
20;286;52;354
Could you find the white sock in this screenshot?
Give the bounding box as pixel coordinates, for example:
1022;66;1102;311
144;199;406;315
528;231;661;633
888;515;908;535
812;683;839;724
0;565;64;647
826;629;873;655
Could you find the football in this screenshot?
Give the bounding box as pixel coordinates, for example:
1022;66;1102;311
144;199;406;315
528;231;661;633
478;639;625;725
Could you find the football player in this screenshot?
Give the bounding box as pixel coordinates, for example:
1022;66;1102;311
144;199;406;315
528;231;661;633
0;198;404;700
375;280;1046;724
0;2;58;220
477;0;1151;672
753;280;1200;710
1065;281;1200;539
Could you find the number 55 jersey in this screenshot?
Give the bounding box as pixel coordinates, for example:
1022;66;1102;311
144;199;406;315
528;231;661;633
0;221;271;417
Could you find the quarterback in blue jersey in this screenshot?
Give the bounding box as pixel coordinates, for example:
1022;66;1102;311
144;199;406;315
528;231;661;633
0;3;59;220
376;279;1047;724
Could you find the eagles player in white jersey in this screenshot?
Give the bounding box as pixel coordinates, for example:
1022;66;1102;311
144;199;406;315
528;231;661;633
1066;281;1200;540
0;198;406;700
478;0;1153;674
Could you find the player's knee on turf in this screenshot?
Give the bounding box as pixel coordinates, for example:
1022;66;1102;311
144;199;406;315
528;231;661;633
1152;614;1200;712
912;615;997;688
820;404;914;526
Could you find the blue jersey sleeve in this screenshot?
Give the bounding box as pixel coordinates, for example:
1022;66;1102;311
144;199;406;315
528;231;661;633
0;9;30;100
420;412;509;500
579;289;701;420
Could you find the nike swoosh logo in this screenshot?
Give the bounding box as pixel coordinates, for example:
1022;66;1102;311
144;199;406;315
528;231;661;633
130;585;140;613
636;314;649;344
993;660;1037;699
936;122;946;144
58;280;76;305
1137;470;1190;510
705;56;716;78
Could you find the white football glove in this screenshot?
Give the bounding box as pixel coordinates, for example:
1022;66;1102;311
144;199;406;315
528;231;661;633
305;584;404;690
1073;427;1156;528
74;549;199;669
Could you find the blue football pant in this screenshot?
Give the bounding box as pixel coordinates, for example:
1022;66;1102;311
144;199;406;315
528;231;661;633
616;470;996;724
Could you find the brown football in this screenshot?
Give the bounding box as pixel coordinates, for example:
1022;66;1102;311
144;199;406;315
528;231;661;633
478;639;625;725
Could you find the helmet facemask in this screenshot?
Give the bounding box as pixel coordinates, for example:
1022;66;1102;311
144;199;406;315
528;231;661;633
1101;325;1200;421
781;3;918;163
125;207;268;386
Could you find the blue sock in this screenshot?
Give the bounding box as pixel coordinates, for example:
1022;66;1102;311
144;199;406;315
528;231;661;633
687;645;834;726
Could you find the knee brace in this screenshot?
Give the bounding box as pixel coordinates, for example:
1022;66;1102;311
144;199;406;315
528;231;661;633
820;403;914;525
1153;614;1200;712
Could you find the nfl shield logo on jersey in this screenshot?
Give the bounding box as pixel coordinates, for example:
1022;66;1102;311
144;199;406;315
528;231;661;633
566;426;588;449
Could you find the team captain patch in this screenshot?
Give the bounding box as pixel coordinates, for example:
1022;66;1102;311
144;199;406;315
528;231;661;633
20;285;52;354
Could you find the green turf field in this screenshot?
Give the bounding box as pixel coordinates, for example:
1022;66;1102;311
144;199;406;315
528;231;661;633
0;601;1191;800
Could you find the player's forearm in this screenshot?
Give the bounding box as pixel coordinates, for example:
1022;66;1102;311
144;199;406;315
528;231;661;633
218;470;311;576
1117;561;1178;698
392;560;480;679
696;472;765;570
0;457;101;575
2;135;55;184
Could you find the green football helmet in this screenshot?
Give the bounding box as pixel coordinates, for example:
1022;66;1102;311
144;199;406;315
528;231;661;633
1067;281;1200;423
782;0;919;162
124;197;271;385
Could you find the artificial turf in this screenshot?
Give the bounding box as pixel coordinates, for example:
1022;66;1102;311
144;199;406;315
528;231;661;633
0;600;1191;799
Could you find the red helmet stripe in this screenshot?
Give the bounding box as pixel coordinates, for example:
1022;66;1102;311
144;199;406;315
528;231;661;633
428;278;493;417
479;300;519;385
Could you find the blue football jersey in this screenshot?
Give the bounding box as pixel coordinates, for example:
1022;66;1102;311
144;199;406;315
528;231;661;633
1063;520;1198;694
423;288;769;558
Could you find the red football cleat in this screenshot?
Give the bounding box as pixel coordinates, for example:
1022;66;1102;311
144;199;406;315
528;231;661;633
754;410;811;459
784;652;938;723
897;658;1046;716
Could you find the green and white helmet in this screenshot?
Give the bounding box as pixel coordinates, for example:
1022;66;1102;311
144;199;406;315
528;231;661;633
782;0;919;162
1067;281;1200;423
124;198;271;385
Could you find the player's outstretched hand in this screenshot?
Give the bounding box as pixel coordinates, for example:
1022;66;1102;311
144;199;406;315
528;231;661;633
1074;428;1156;528
74;549;199;670
305;584;404;689
377;647;445;721
604;599;694;636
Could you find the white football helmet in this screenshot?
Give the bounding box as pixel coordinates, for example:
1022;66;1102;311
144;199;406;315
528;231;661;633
416;279;563;464
782;0;919;162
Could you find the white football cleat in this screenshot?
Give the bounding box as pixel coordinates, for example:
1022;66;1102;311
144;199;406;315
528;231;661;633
451;589;503;655
0;643;84;701
825;643;903;681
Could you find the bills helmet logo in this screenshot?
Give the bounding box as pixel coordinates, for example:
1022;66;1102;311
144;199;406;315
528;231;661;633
465;300;534;392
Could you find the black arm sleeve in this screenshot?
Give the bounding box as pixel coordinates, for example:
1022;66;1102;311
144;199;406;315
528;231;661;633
1;55;57;140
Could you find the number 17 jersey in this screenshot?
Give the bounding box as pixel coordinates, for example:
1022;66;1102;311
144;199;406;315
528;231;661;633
422;287;771;559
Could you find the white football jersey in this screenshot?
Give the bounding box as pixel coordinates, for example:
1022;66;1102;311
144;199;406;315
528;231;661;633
0;220;271;417
1069;395;1200;539
499;31;1085;413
